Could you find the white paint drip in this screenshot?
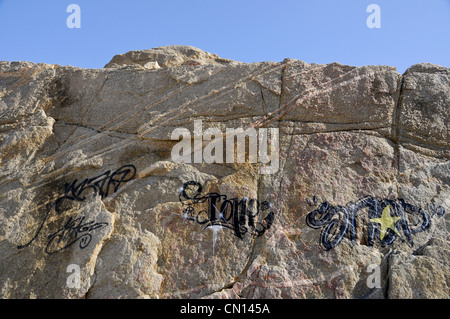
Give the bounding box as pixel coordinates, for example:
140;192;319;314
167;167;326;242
213;204;227;222
208;225;223;255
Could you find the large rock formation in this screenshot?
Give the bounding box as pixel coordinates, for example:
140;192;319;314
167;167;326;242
0;46;448;298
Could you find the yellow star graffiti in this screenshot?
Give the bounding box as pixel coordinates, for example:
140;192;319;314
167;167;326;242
370;205;401;240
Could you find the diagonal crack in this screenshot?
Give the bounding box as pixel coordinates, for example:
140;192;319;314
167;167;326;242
391;74;405;198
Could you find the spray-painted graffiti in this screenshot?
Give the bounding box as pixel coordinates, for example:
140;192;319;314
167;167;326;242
17;164;136;254
179;181;275;241
45;216;108;254
57;164;137;202
305;196;446;250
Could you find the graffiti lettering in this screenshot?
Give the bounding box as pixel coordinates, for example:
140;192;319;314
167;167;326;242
57;164;137;203
17;164;136;254
45;216;108;254
179;181;275;239
306;196;446;250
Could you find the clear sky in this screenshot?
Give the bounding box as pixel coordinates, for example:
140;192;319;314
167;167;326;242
0;0;449;73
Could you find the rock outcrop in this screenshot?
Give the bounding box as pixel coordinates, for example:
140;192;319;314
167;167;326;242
0;46;448;298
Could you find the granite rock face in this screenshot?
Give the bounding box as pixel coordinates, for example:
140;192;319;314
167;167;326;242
0;46;448;298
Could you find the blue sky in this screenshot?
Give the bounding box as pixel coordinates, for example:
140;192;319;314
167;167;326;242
0;0;449;73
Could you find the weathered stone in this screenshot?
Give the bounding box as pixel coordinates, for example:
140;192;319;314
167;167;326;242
398;63;450;158
0;46;448;299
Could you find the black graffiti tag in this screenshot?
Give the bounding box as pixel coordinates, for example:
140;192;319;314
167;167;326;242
179;181;275;239
56;164;137;204
17;164;136;254
305;196;446;250
45;216;108;254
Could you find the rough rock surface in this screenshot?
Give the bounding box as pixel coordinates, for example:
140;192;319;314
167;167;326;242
0;46;448;299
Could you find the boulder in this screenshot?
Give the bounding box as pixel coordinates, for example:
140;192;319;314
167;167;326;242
0;46;448;298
